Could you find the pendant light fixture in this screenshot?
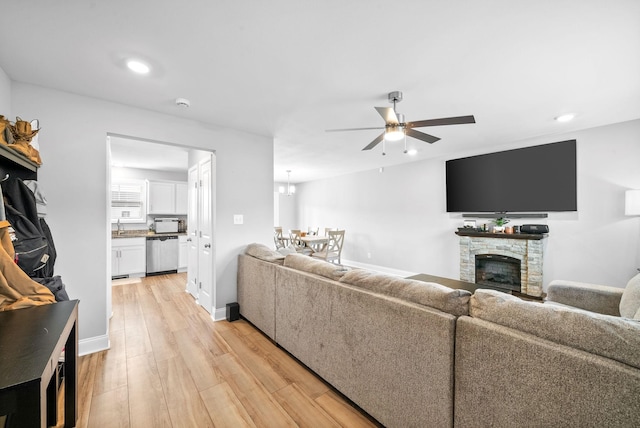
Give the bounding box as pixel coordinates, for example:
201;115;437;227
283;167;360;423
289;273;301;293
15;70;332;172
279;170;295;196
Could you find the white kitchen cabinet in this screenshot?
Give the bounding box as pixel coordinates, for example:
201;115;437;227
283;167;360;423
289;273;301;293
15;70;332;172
112;237;146;278
178;235;188;272
148;180;188;215
176;182;188;215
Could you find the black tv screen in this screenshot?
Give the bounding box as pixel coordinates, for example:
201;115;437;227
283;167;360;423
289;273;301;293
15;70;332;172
446;140;577;213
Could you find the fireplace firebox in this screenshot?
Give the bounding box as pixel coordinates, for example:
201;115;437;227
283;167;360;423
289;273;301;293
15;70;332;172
475;254;521;293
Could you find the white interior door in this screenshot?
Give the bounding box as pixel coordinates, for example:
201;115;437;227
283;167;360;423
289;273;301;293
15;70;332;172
186;164;199;298
197;155;214;313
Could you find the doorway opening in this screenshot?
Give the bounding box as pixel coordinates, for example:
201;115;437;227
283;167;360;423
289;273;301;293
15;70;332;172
107;134;215;323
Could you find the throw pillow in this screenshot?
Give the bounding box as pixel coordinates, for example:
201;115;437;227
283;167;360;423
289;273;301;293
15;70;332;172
619;273;640;319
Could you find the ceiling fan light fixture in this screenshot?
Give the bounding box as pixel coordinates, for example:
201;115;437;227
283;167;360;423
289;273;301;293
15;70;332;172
385;127;405;141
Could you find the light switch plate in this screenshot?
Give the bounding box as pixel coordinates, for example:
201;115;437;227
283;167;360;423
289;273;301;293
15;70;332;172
233;214;243;225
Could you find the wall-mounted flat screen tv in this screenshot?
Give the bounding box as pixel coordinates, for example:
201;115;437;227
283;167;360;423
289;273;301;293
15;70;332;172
446;140;577;213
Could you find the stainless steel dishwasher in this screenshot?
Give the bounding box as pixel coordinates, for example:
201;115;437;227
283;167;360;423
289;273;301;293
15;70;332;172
146;235;179;275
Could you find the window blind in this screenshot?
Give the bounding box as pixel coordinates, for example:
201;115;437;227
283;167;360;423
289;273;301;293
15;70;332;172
111;181;146;222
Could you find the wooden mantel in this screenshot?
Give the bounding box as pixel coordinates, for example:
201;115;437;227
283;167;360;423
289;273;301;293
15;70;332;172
455;230;547;240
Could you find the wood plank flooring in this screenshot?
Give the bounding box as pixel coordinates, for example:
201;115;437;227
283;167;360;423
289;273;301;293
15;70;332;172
57;273;381;427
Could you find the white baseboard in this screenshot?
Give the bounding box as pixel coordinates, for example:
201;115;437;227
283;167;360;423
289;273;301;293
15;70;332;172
341;259;418;278
79;334;110;356
213;307;226;321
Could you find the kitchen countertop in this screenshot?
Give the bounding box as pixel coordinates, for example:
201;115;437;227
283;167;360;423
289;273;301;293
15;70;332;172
112;230;187;239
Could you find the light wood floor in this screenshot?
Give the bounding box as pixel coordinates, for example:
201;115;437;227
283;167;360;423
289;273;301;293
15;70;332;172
58;273;381;427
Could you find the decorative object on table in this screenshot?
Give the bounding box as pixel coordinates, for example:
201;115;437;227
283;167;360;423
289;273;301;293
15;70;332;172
492;216;509;232
520;224;550;234
463;219;476;228
325;91;475;156
8;117;42;165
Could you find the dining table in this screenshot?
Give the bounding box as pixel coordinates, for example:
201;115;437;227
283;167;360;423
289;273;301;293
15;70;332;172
299;235;328;252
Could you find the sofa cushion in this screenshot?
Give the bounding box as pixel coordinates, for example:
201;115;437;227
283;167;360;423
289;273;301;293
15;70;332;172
619;273;640;319
244;243;285;264
471;289;640;369
339;269;470;316
283;253;349;281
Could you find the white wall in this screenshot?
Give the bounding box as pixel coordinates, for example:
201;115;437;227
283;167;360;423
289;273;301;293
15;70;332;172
274;181;298;232
11;82;273;353
112;166;187;182
297;119;640;289
0;66;10;117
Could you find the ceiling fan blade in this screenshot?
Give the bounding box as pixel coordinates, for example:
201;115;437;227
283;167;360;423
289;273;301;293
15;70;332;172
375;107;399;125
326;126;384;132
408;115;476;128
406;128;441;144
362;133;385;151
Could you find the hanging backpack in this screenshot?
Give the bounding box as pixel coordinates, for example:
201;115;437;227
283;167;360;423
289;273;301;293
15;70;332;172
4;204;50;276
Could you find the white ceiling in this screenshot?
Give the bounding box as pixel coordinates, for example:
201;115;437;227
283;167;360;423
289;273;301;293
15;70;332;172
1;1;639;183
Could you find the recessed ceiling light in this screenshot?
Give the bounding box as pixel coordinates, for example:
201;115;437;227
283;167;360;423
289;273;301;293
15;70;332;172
175;98;190;108
555;113;575;123
126;60;150;74
407;149;418;156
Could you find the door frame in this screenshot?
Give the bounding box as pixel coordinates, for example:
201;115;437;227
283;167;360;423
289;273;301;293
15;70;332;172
106;135;216;328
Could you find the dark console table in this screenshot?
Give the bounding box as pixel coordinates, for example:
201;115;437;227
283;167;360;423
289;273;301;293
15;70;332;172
407;273;542;301
407;273;480;293
0;300;78;427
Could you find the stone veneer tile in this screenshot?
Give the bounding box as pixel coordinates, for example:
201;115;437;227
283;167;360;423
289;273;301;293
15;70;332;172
459;235;545;297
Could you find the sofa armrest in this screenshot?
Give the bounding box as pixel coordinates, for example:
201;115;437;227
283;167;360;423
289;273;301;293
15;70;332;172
546;280;623;316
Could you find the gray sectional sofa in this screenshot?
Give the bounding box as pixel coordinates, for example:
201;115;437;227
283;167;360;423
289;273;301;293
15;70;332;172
237;243;640;428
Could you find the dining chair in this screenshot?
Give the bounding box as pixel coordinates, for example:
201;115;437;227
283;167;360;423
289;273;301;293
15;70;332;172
274;227;286;249
289;229;313;255
311;229;345;264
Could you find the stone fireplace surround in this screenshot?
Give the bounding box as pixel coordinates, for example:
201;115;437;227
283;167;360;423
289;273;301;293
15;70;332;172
457;231;546;297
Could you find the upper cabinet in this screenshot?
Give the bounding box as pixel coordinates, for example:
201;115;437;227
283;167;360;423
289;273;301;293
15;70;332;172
175;182;188;214
148;180;188;215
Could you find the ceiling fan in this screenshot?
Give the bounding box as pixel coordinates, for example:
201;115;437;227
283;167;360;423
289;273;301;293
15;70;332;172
326;91;476;155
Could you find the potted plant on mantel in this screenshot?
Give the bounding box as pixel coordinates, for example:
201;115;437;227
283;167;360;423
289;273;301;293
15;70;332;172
492;216;510;233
